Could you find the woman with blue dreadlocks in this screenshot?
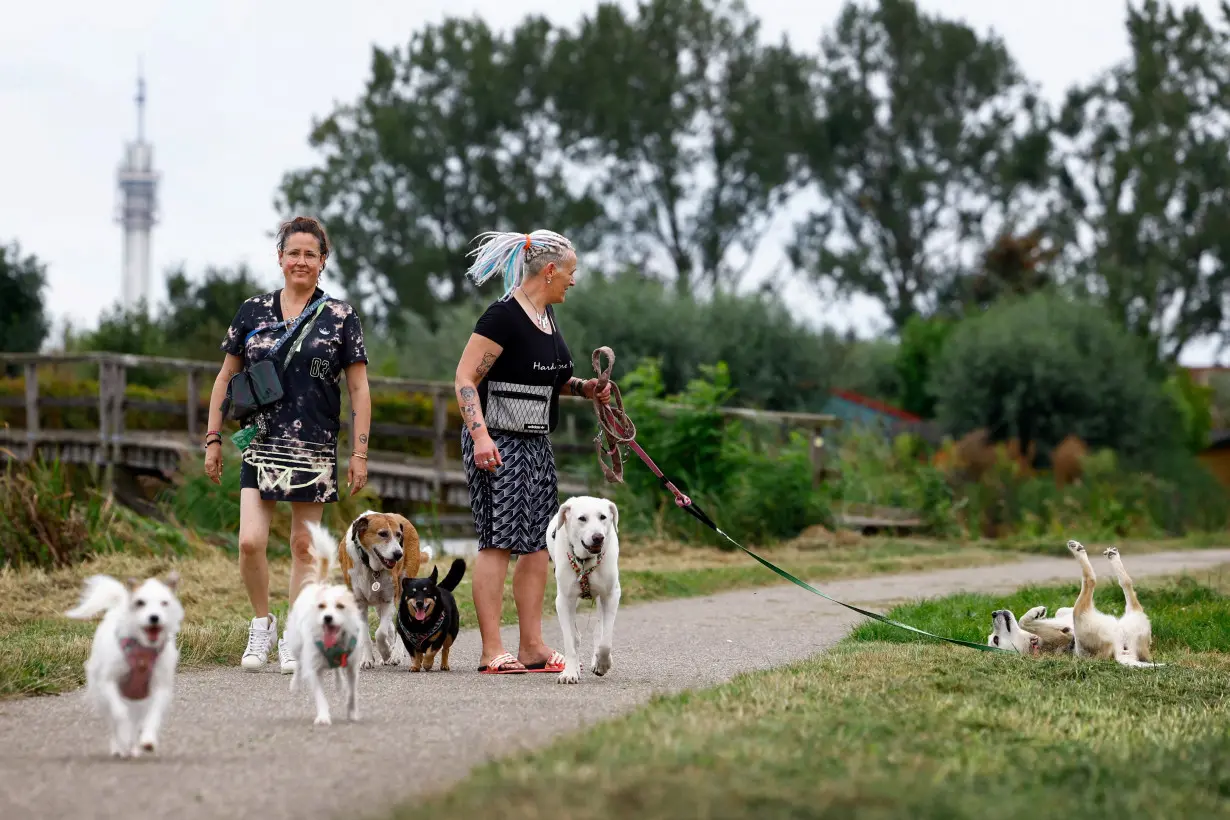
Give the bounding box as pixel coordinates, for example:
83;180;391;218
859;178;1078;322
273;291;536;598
453;229;612;675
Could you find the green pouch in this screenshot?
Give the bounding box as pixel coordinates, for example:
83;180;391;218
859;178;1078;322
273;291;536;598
231;425;259;452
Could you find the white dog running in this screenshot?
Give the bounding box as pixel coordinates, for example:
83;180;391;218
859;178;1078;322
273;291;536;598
65;572;184;758
546;495;621;684
285;521;365;725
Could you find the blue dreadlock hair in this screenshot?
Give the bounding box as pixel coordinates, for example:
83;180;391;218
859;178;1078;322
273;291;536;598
464;229;574;300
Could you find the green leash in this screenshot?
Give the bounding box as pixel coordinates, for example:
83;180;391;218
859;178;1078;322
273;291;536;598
586;346;1010;654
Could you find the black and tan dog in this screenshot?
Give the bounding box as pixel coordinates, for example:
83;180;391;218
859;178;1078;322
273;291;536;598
395;558;465;672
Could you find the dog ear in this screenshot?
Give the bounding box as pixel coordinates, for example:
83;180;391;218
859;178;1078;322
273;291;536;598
428;565;439;585
607;500;619;533
549;499;572;542
353;515;370;542
164;570;180;591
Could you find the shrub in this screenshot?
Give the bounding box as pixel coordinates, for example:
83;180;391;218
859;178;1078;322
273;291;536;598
928;291;1181;466
605;358;831;546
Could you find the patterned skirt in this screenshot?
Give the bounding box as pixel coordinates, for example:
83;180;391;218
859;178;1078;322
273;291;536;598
461;427;557;555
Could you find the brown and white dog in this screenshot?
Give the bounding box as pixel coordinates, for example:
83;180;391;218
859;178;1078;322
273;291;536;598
338;510;432;669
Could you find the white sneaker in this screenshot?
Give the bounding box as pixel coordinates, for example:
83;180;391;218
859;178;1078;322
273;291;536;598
278;635;297;675
241;614;277;671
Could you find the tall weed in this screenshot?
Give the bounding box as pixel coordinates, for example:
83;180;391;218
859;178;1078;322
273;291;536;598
0;458;202;570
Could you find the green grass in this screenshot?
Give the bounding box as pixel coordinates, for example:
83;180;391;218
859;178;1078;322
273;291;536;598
0;535;1006;699
398;567;1230;820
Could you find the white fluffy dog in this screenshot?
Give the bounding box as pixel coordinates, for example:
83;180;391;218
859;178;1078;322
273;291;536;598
546;495;621;684
65;571;184;758
285;521;365;725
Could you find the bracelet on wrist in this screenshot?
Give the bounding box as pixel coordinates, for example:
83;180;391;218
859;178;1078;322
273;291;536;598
351;452;368;460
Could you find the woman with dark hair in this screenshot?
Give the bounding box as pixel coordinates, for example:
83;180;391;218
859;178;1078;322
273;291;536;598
203;216;371;675
453;229;611;675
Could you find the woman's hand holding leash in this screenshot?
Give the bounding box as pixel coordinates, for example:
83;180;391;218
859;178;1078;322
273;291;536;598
583;378;613;405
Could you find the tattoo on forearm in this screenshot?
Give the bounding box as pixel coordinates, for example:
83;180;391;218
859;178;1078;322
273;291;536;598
459;384;482;431
358;433;368;445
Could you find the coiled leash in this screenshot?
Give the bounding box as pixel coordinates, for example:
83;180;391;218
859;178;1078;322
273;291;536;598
586;346;1008;654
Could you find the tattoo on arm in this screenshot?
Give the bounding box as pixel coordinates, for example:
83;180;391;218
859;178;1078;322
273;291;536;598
358;434;368;444
474;352;496;381
459;384;483;433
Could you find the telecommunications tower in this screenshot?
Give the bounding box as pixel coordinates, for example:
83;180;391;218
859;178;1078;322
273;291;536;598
116;66;160;310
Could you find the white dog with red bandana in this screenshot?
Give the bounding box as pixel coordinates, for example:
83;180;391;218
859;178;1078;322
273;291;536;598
65;571;184;758
546;495;622;684
285;521;365;725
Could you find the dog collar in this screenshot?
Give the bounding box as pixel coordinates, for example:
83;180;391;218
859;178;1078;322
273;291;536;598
396;606;448;652
314;631;359;669
567;550;603;600
119;636;162;700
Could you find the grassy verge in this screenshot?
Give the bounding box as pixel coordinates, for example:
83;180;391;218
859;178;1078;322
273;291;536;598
398;565;1230;820
0;533;1007;700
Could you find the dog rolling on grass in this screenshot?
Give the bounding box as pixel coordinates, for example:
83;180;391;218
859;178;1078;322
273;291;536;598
395;559;466;672
1066;540;1162;667
986;606;1075;655
547;495;622;685
285;521;365;726
338;510;434;669
65;571;184;758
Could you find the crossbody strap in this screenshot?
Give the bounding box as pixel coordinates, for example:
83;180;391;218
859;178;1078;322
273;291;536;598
281;299;328;369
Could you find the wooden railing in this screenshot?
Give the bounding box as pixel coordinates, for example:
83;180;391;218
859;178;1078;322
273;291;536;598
0;352;842;508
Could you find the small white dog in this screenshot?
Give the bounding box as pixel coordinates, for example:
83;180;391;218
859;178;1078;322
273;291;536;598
285;521;365;725
65;571;184;758
546;495;621;684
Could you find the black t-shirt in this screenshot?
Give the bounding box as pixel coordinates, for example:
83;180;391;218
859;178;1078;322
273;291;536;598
220;287;368;446
472;297;573;433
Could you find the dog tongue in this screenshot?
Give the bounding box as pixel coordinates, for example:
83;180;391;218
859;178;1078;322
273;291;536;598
322;625;340;649
413;609;429;621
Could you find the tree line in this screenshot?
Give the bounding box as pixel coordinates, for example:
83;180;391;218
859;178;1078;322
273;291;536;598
4;0;1230;464
272;0;1230;366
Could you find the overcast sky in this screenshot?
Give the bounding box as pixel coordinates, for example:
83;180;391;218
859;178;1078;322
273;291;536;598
3;0;1225;365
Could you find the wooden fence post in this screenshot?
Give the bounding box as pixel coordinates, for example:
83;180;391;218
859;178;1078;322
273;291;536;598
432;385;448;500
23;362;39;460
112;360;127;463
186;369;200;439
97;360;113;494
809;423;826;487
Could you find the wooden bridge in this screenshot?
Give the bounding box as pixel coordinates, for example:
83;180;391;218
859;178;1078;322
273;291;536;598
0;352;850;529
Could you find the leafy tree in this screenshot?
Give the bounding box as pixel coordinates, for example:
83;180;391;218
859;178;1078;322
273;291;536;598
277;16;604;329
928;290;1180;465
790;0;1055;332
160;264;266;361
548;0;814;295
1052;0;1230;363
894;314;954;418
0;240;51;354
943;228;1058;315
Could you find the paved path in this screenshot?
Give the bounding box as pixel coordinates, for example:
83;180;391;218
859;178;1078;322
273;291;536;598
3;548;1229;820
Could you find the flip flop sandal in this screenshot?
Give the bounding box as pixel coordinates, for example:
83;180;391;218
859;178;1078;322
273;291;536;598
523;650;568;673
478;652;527;674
